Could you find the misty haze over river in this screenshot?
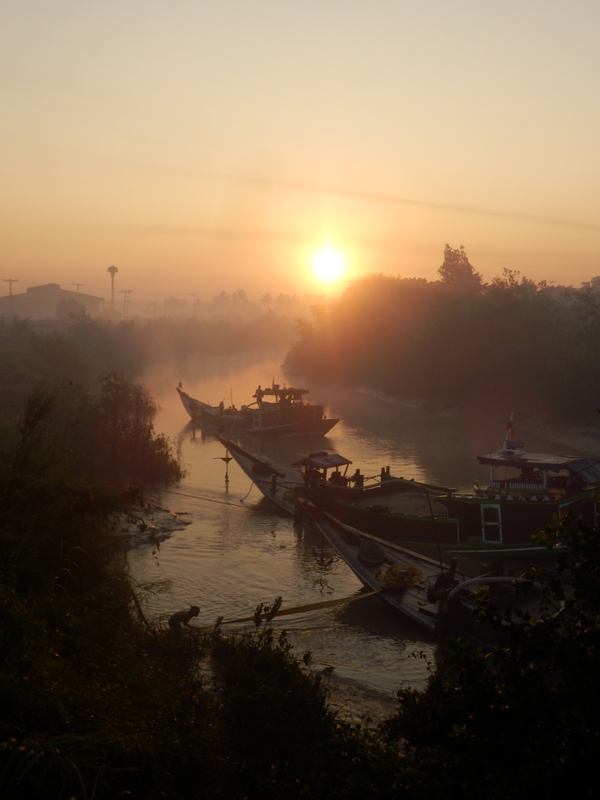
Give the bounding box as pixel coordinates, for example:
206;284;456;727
131;353;600;695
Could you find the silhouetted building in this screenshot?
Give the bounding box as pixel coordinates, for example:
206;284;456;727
0;284;104;320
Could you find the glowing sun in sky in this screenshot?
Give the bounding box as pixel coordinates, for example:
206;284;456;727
313;247;345;283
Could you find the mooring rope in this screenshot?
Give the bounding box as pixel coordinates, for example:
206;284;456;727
164;488;251;510
196;588;383;630
240;482;255;502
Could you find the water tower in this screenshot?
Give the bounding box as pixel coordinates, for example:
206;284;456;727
107;265;118;311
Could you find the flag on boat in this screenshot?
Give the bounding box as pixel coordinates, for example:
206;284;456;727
507;413;515;437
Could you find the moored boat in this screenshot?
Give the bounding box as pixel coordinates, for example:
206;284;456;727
220;436;465;549
297;500;555;643
220;423;600;552
177;381;339;436
292;422;600;548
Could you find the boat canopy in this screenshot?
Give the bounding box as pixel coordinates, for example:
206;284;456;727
293;452;352;470
263;386;309;401
478;451;600;482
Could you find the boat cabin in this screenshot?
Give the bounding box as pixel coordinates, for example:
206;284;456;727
293;452;354;488
253;384;310;407
438;438;600;545
477;445;600;498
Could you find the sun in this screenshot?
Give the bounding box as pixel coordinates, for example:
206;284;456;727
313;247;345;283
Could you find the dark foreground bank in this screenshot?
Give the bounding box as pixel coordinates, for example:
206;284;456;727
1;379;599;798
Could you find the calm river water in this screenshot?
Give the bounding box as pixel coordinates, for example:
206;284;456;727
129;352;594;695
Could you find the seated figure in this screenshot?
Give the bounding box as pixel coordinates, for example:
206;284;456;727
168;605;200;629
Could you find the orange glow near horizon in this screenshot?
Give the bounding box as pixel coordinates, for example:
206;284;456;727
2;5;600;301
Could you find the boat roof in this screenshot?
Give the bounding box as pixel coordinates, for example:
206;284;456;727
263;386;309;398
292;452;352;470
478;451;600;482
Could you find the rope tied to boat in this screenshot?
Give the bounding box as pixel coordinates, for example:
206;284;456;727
240;482;255;502
195;588;384;630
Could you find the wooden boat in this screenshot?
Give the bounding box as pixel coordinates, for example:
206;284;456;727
177;381;339;437
298;426;600;548
220;427;596;555
300;501;556;642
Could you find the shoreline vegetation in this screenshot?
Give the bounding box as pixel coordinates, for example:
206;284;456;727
1;278;599;795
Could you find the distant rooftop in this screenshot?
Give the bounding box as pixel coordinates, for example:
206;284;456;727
26;284;61;293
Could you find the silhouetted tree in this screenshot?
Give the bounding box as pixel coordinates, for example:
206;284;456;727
438;244;482;292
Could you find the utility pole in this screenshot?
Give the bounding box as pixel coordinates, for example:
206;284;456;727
120;289;133;319
190;293;199;317
72;283;84;293
107;265;118;311
2;278;18;297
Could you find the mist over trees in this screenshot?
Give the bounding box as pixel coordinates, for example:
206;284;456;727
0;302;301;415
285;246;600;420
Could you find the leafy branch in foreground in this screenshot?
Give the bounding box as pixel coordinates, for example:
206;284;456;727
384;514;600;798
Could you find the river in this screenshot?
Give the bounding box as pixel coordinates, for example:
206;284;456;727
129;351;598;695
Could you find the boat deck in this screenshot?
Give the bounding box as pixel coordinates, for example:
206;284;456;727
350;491;448;518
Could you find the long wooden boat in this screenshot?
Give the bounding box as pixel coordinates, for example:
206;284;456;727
220;431;593;557
300;501;553;642
177;382;339;437
301;429;600;547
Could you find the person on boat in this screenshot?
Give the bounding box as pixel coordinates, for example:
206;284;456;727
254;386;264;407
304;466;321;488
168;605;200;630
329;470;347;486
218;400;224;412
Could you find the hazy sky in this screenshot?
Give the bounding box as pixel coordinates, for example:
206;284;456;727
2;1;600;304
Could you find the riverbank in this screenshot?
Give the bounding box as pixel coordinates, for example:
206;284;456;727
323;672;398;727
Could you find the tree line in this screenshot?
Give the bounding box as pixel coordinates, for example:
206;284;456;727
285;246;600;420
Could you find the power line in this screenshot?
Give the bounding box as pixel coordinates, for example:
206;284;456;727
2;278;18;296
120;289;133;318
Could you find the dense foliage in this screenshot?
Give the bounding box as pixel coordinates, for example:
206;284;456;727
285;250;600;419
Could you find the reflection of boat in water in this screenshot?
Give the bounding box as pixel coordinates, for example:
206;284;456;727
177;381;339;437
300;501;553;642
